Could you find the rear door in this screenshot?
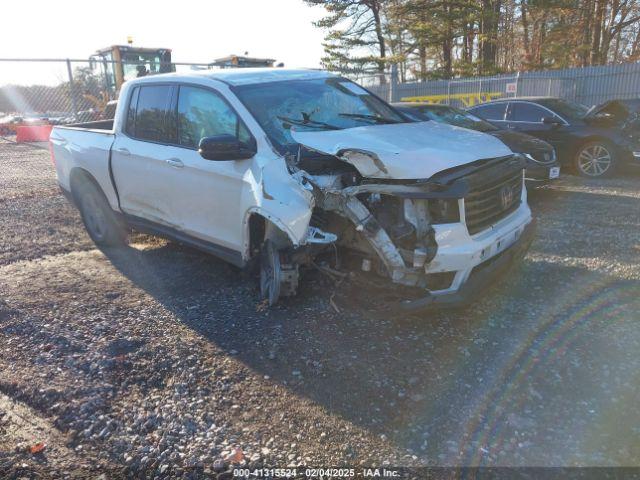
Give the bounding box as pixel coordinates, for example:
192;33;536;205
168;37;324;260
111;84;178;226
505;101;567;150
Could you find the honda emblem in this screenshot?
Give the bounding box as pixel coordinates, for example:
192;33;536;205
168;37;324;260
499;185;514;210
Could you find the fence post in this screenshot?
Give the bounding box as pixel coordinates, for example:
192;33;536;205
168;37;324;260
447;80;451;105
390;63;398;102
515;71;520;97
547;78;552;96
66;59;79;118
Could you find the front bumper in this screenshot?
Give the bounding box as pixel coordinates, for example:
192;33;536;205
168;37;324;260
400;205;535;311
625;149;640;168
525;160;561;182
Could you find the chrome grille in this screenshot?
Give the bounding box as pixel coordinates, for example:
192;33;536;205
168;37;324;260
464;171;523;235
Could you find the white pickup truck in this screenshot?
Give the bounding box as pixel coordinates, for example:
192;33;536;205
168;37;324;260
50;69;535;310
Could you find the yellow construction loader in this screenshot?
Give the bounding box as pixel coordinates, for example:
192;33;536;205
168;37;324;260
84;44;173;117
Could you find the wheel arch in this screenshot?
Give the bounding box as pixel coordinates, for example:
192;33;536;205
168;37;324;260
243;209;302;261
573;135;616;155
69;167;107;205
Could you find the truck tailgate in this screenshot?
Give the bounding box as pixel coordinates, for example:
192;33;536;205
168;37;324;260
50;126;119;211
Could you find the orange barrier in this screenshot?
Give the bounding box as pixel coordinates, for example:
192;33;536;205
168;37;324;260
16;125;53;142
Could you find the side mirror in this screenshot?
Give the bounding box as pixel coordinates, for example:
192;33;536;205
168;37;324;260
198;134;256;161
542;117;562;126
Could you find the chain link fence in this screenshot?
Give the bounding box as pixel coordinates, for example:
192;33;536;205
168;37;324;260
363;62;640;108
0;58;214;139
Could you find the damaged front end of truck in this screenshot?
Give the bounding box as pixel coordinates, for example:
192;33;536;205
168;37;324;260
231;74;535;309
261;126;535;311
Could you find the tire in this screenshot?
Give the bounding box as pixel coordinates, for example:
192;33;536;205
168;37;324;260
259;240;282;306
75;179;127;246
574;141;617;178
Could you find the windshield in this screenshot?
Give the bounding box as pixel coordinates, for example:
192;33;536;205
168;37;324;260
234;77;404;153
540;98;590;121
411;105;498;132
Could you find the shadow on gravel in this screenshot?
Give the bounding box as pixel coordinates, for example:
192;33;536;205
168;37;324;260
101;240;640;464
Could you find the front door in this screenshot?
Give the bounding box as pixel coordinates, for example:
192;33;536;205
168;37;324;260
167;85;254;251
505;101;568;152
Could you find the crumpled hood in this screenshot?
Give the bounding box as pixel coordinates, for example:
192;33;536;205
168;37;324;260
291;121;513;180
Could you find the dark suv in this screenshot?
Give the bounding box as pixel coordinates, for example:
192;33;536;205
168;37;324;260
468;97;640;177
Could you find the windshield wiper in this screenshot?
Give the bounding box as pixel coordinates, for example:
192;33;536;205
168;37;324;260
277;115;340;131
338;113;401;124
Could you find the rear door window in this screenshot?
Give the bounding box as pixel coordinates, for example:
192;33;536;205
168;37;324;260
132;85;175;143
508;102;548;123
470;102;507;121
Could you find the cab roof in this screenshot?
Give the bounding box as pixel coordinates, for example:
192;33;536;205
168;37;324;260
138;68;338;87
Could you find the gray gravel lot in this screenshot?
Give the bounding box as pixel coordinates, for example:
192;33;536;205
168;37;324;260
0;139;639;477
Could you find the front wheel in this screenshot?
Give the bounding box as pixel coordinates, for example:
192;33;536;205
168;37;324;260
260;240;282;306
574;141;616;177
259;240;299;306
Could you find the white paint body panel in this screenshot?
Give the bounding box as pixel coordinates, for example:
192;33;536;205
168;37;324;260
50;128;118;209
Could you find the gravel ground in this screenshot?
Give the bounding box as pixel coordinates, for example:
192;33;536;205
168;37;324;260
0;139;639;477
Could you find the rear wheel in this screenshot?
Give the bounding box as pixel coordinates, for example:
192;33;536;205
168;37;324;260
574;141;616;177
76;180;127;246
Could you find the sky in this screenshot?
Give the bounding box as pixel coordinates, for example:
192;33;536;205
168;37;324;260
0;0;327;86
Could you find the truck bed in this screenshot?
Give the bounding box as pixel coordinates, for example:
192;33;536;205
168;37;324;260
50;122;119;211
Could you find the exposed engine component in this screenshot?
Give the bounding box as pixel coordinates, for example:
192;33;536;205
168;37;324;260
362;194;415;249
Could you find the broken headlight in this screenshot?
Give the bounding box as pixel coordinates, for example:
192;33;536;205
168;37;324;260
428;199;460;223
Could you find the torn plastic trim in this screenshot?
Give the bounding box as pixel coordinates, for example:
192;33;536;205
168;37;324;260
305;226;338;244
243;207;304;257
337;149;390;178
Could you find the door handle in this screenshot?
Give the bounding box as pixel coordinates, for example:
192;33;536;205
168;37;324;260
166;158;184;168
116;148;130;156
